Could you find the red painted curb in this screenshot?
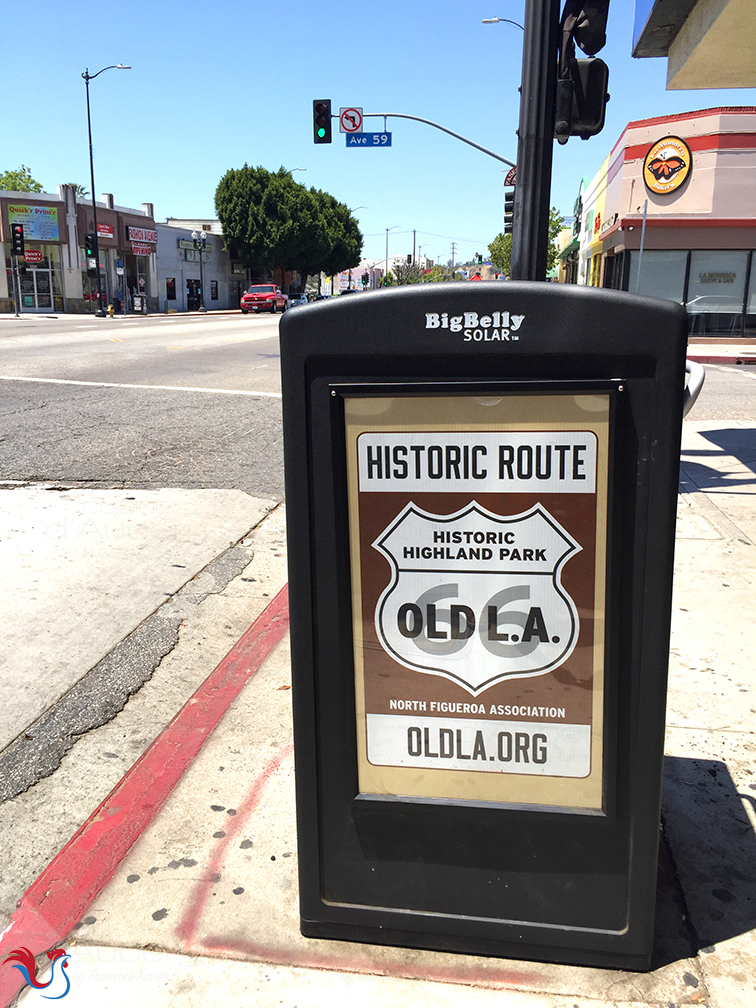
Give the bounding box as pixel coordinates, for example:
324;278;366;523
0;585;289;1008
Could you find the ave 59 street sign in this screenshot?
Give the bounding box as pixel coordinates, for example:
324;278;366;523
346;132;392;147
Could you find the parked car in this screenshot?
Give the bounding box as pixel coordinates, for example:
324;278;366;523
240;285;289;314
289;293;309;307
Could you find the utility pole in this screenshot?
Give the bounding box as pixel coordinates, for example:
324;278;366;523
412;229;416;262
509;0;561;281
451;242;457;270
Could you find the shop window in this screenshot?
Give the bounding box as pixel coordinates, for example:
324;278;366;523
590;253;602;287
745;252;756;338
166;277;176;300
628;251;687;303
686;250;747;337
210;280;218;300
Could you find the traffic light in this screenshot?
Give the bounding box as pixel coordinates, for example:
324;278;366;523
503;190;515;235
406;254;412;263
313;100;332;144
11;224;24;257
361;272;369;286
84;232;97;257
475;253;483;264
554;58;610;143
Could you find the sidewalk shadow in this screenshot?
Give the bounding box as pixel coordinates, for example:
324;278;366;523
653;754;756;966
681;427;756;493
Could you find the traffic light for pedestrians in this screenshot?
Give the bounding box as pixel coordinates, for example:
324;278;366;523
11;224;24;257
555;58;610;143
503;190;515;235
313;100;332;144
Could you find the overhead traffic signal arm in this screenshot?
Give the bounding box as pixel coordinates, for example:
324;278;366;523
313;100;332;143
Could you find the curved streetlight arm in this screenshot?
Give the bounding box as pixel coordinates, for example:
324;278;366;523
362;113;516;168
82;64;130;81
481;17;524;28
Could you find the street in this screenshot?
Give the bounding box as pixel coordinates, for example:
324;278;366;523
0;312;284;496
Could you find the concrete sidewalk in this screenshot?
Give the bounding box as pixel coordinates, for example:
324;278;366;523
2;422;755;1008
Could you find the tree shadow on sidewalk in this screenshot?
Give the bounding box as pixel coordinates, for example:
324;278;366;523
653;754;756;967
680;427;756;493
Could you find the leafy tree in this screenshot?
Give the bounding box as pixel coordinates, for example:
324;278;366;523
381;270;396;287
487;233;512;276
215;165;362;287
392;260;424;285
0;165;43;192
421;265;446;283
488;207;565;277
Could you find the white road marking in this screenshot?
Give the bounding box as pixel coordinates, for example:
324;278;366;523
707;363;756;380
0;375;281;397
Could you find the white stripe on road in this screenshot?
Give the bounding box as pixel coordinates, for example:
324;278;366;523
0;375;281;397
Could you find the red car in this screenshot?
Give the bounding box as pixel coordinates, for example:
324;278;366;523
240;284;289;314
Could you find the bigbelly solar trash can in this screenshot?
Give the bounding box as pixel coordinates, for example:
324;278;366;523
279;282;687;970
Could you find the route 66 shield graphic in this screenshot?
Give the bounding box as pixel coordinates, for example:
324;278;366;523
373;500;581;695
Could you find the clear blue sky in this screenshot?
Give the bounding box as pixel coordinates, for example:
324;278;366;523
4;0;755;265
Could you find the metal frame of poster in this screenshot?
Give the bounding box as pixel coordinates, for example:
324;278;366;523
343;388;613;812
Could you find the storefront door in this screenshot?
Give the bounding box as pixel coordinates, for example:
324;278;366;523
186;278;201;311
18;267;53;311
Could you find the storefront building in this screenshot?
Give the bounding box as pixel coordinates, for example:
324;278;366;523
157;222;246;312
1;185;158;314
573;107;756;337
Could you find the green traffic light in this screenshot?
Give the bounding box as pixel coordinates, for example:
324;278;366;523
317;127;326;138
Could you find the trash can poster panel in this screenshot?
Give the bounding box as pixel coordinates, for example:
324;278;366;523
343;399;609;809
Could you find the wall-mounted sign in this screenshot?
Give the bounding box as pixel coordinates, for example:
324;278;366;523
97;223;114;239
177;239;213;253
23;249;44;264
8;204;59;242
345;393;609;811
126;226;157;243
131;243;153;255
643;135;692;195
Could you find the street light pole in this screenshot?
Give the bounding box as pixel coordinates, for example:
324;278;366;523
82;64;131;317
191;231;207;312
385;225;399;280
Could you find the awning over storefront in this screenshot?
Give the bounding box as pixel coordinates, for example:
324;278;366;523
557;238;579;260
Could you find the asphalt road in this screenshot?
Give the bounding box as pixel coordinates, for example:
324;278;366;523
0;312;285;496
0;312;754;495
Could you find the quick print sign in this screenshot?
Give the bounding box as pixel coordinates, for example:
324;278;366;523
345;394;609;809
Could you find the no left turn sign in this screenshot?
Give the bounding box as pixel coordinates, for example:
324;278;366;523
339;107;363;133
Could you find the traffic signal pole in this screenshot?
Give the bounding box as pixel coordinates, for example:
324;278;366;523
509;0;561;281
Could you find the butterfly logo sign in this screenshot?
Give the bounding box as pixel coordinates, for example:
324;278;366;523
643;136;692;194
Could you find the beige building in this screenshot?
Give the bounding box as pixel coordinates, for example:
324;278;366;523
572;106;756;337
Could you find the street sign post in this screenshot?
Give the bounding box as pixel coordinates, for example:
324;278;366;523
280;282;687;970
346;132;392;147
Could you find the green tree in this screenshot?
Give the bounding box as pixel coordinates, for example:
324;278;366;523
214;165;362;287
488;208;565;277
63;183;89;198
393;260;424;285
0;165;43;192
